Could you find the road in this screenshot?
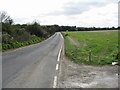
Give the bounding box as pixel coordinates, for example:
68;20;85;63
2;32;63;88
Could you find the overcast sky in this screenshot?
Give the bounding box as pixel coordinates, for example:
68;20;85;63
0;0;119;27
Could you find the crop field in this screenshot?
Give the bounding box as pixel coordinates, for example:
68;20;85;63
62;30;118;65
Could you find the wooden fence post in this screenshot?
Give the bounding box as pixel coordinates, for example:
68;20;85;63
75;47;78;58
89;50;92;62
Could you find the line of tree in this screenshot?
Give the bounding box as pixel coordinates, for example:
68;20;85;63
57;26;119;32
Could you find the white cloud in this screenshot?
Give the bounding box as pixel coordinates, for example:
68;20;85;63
0;0;66;18
41;3;118;27
73;3;118;27
0;0;118;27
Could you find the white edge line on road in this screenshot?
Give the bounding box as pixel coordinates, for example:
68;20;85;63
53;76;57;88
56;64;59;70
60;32;64;39
53;45;62;88
57;45;62;62
53;33;63;88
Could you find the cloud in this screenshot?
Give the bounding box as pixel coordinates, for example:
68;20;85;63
118;1;120;27
13;18;28;24
68;3;118;27
41;3;118;27
61;1;105;15
48;0;118;16
0;0;118;27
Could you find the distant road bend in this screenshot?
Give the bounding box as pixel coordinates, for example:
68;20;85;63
3;32;63;88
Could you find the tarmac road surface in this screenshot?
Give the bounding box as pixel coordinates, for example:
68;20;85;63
2;32;63;88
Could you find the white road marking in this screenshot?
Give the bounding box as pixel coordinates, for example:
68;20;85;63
53;32;63;88
56;64;59;70
53;76;57;88
60;33;63;39
53;45;62;88
57;45;62;62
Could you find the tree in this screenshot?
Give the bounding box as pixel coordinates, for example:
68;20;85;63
26;22;44;37
0;11;13;24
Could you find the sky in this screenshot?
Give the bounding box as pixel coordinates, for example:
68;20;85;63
0;0;119;27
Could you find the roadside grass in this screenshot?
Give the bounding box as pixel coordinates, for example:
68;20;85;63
2;37;45;51
62;31;118;65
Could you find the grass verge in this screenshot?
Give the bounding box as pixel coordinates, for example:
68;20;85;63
2;37;45;51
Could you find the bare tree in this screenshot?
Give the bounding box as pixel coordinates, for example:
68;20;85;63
0;11;13;24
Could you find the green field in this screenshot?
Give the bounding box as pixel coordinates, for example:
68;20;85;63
62;30;118;65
